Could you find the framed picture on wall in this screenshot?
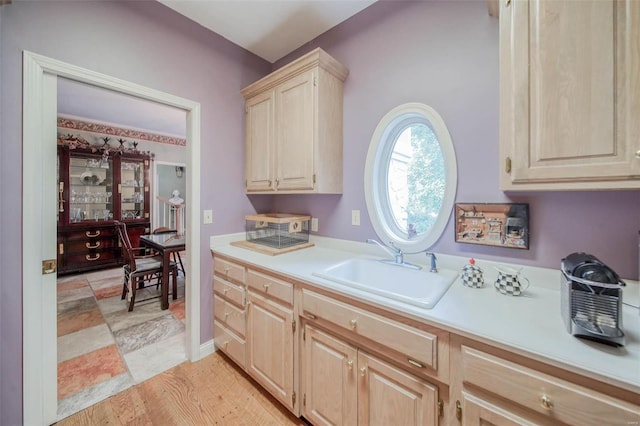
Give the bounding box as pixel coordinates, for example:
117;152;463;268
454;203;529;249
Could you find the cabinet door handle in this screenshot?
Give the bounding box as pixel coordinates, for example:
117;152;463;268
86;230;101;237
540;394;553;410
268;179;272;187
346;359;354;370
505;0;511;6
359;366;367;377
505;156;512;174
275;178;280;188
408;358;424;368
635;150;640;158
85;253;101;261
85;242;101;249
349;319;357;330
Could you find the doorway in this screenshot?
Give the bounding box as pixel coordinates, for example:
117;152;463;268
23;51;202;425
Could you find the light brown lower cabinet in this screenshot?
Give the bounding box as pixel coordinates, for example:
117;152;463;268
212;253;640;426
246;289;296;412
302;324;439;426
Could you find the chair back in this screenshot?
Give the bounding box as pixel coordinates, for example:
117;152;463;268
153;227;175;235
114;221;136;272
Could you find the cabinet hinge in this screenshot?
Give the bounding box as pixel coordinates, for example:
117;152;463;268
144;160;149;166
59;243;64;255
313;174;316;184
303;327;306;341
245;179;248;188
292;391;296;406
303;393;306;406
245;106;248;114
292;320;296;333
438;400;443;418
313;76;317;86
505;156;512;174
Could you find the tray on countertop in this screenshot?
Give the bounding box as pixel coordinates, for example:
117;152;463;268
231;240;314;256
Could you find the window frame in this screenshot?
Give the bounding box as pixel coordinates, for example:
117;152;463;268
364;103;457;252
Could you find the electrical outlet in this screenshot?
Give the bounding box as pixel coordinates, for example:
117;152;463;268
311;217;319;232
203;209;213;224
352;210;360;226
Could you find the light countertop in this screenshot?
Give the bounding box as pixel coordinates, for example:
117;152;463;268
211;234;640;394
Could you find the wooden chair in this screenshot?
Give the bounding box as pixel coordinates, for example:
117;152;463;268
115;221;178;311
152;227;185;277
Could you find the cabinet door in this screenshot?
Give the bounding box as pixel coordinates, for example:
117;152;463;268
500;0;640;189
275;70;315;191
358;351;438;426
246;291;295;411
462;391;537;426
303;325;357;426
246;91;275;192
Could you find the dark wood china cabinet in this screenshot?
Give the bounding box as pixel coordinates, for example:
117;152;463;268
57;140;153;275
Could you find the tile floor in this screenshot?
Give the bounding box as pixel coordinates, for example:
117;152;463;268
56;266;187;421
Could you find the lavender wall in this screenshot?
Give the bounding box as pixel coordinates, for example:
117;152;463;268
0;2;270;423
272;0;640;280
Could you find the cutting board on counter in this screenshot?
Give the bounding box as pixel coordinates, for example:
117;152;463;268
230;240;314;256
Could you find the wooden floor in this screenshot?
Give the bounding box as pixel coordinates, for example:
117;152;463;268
57;351;306;425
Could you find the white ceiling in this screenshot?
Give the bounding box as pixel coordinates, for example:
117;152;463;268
158;0;377;63
58;0;377;137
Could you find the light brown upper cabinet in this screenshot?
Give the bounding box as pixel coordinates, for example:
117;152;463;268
499;0;640;190
242;48;349;194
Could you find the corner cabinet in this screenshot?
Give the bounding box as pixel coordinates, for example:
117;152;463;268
57;145;151;275
242;48;349;194
499;0;640;190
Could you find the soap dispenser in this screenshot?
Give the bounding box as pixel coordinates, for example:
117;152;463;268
461;258;484;288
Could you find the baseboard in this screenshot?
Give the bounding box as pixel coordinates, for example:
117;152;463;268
199;339;215;358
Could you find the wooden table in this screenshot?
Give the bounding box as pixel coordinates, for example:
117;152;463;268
139;233;185;309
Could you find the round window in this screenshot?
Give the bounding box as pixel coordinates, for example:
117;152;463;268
364;103;457;252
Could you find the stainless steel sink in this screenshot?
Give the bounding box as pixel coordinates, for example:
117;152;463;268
312;258;458;309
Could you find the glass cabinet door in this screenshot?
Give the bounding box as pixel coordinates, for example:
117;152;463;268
119;159;145;220
68;155;114;223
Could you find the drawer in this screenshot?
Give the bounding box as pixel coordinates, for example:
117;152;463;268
66;228;115;240
214;321;246;369
214;296;246;338
246;269;293;305
461;345;640;425
65;250;117;264
213;276;245;308
302;289;438;371
214;257;246;284
66;238;117;252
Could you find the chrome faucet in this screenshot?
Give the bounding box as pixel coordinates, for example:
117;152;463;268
425;252;438;273
366;239;421;270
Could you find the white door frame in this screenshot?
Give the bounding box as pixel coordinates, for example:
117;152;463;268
22;51;202;425
152;160;187;231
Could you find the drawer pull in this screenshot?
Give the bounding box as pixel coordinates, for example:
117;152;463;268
346;359;354;370
223;340;229;348
224;267;229;274
224;312;229;319
540;394;553;410
359;367;367;377
349;319;357;330
307;313;317;320
85;253;101;261
407;358;424;368
223;288;229;295
263;283;270;291
85;241;101;249
86;230;101;238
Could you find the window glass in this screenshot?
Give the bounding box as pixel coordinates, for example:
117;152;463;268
365;103;457;252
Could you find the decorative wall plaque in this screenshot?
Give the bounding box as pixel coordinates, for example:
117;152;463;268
455;203;529;249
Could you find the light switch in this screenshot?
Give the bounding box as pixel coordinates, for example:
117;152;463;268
352;210;360;226
311;217;319;232
203;209;213;224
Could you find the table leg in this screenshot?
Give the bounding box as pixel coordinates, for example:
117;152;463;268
161;250;170;310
